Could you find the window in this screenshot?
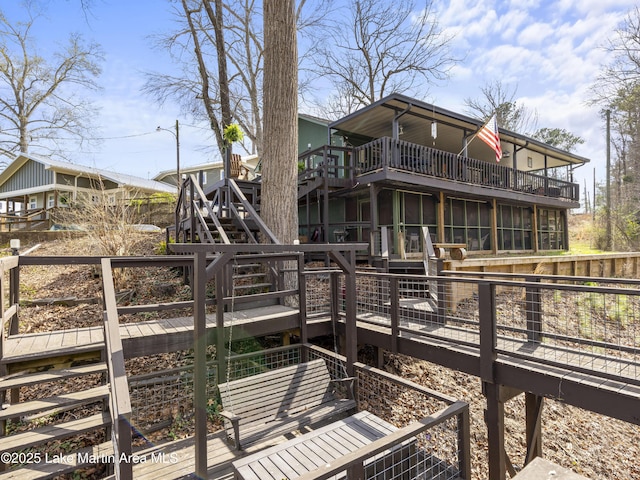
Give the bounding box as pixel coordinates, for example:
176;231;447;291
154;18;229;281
29;196;37;210
443;198;491;250
47;194;55;208
538;208;565;250
497;205;534;251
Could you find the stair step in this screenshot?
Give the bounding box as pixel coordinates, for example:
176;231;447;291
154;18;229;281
0;441;114;480
0;363;107;390
1;412;111;454
0;385;109;421
233;282;272;291
234;272;267;280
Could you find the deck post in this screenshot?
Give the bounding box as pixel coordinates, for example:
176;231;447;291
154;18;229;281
484;381;506;480
525;393;544;464
298;253;308;350
457;403;472;480
344;251;357;376
330;249;357;376
479;282;496;383
193;250;208;478
390;276;399;354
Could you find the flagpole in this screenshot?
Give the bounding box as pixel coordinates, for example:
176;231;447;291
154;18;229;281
457;115;494;156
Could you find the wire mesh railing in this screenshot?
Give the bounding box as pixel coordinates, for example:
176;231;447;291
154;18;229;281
347;271;640;386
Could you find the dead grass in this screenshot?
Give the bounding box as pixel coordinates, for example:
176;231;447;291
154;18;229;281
13;234;640;479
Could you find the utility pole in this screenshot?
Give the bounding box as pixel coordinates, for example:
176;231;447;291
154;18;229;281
605;110;611;250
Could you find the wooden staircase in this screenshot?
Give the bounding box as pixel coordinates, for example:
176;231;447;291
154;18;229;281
0;257;133;479
0;344;114;479
175;175;278;245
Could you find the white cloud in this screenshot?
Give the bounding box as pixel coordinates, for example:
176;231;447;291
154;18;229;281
518;22;555;46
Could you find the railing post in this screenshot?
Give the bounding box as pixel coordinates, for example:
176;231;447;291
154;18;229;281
189;180;195;243
457;404;472;480
194;250;208;478
479;281;505;480
435;259;447;325
479;282;497;383
9;259;19;336
298;253;308;348
346;462;365;479
382;138;389;172
390;276;399;354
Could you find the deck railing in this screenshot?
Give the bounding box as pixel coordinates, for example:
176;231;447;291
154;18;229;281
176;174;279;245
101;258;133;480
338;270;640;388
353;137;579;202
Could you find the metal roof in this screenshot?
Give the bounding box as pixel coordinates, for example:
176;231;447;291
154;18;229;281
0;152;176;194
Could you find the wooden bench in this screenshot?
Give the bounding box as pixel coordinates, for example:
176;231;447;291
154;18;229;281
232;410;412;480
433;243;467;260
217;359;356;450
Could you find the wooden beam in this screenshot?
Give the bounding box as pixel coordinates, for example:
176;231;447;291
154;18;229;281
484;382;506;480
525;393;544;464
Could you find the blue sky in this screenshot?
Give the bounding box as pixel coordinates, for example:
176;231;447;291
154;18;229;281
1;0;637;202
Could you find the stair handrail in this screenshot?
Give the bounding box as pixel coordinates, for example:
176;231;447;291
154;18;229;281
228;178;280;244
100;258;133;480
189;174;231;244
0;255;20;366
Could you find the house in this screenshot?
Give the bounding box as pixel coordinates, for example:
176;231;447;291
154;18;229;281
154;154;260;189
0;152;176;227
297;93;589;262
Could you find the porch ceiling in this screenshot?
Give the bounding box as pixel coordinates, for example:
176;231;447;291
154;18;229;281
329;94;590;172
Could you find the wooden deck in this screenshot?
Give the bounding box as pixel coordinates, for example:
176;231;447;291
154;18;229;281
1;304;299;367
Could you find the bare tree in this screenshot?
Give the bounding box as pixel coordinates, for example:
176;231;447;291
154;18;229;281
312;0;456;118
143;0;331;158
590;8;640;250
261;0;298;244
464;80;538;134
593;6;640;103
0;4;103;159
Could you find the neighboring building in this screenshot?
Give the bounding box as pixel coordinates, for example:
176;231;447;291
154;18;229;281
154;154;260;189
297;93;589;261
0;152;176;218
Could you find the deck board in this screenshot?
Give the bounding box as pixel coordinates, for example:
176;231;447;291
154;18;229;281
232;411;398;480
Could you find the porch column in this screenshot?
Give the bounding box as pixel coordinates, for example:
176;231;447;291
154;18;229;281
369;183;378;258
437;192;445;243
491;198;498;254
532;205;539;253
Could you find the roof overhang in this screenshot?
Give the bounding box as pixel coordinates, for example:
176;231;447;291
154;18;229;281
329;93;590;171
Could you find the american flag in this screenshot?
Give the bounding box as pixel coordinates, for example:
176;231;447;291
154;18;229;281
477;114;502;162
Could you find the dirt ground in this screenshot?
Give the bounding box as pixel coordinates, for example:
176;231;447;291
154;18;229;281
11;233;640;480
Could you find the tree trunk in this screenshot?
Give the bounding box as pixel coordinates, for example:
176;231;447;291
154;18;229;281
261;0;298;244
